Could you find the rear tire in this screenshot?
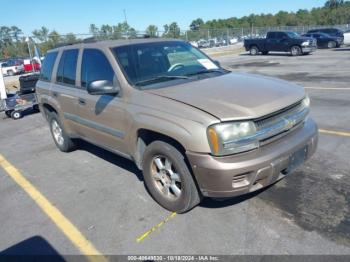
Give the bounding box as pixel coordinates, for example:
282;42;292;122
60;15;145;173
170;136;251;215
290;45;302;56
49;112;77;152
249;46;259;55
142;141;201;213
11;111;22;120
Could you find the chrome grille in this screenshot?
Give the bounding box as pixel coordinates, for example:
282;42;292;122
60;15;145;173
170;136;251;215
254;101;308;145
256;101;303;129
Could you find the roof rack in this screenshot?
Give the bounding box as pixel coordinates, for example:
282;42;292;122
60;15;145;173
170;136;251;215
82;37;97;43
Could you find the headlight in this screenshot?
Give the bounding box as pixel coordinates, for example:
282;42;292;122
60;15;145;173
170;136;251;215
301;41;310;46
207;121;258;156
302;95;310;108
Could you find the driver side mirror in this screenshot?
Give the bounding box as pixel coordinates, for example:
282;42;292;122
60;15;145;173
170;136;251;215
87;80;120;95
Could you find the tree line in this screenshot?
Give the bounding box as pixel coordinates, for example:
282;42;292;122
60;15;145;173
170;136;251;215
1;0;349;59
190;0;350;30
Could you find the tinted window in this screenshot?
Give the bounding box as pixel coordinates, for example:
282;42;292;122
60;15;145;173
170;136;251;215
81;49;114;88
40;52;58;81
56;49;79;85
276;32;287;39
286;32;299;38
267;32;276;38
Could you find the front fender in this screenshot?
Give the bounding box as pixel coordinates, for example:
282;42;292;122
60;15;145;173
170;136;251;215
129;111;212;154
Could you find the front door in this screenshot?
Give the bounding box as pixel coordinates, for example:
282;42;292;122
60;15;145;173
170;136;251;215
74;48;128;154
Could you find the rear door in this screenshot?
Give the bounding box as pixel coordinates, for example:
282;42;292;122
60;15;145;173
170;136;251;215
51;49;81;134
74;48;127;153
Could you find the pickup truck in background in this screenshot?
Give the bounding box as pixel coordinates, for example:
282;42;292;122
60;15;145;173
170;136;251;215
1;59;25;76
244;31;317;56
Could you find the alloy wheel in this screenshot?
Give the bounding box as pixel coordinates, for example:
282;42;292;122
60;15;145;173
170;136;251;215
151;155;182;199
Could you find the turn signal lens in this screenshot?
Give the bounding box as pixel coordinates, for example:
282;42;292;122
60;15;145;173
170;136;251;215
208;128;219;155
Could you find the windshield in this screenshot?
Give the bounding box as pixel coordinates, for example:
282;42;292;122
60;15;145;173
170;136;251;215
318;32;331;37
112;41;226;87
286;32;300;38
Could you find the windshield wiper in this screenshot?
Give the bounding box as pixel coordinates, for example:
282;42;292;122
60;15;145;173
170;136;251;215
186;68;225;77
134;75;189;86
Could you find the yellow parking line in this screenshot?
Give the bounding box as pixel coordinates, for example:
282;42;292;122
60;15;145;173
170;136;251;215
319;129;350;137
136;212;177;242
0;154;106;262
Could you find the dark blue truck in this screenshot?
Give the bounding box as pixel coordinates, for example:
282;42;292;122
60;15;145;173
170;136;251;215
244;31;317;56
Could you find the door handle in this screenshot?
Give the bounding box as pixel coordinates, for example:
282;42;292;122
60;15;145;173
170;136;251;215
52;92;58;97
78;98;86;105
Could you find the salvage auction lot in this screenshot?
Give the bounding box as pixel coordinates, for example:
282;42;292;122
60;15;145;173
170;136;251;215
1;47;350;256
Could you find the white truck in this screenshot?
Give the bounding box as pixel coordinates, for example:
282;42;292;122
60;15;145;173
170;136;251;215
1;59;25;76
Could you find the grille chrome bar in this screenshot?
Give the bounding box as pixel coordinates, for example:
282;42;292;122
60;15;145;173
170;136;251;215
223;101;309;149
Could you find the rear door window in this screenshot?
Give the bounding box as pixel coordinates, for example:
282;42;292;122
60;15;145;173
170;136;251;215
40;52;58;81
56;49;79;85
81;49;115;88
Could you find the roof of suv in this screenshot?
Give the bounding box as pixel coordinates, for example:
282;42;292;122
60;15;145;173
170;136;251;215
49;38;184;52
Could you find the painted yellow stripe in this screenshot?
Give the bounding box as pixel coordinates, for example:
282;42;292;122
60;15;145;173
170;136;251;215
136;212;177;242
0;154;106;262
319;129;350;137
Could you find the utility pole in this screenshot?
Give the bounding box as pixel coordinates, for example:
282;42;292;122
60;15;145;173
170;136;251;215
123;9;129;39
26;37;35;73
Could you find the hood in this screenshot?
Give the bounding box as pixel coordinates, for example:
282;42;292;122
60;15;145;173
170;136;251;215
146;72;305;121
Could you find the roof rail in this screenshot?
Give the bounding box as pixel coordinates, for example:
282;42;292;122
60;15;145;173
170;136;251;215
82;37;97;43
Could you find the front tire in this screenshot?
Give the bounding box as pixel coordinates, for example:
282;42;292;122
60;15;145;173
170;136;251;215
142;141;201;213
290;45;302;56
327;41;336;48
49;112;77;152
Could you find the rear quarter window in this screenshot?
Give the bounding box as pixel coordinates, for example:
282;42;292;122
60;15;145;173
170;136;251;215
40;52;58;81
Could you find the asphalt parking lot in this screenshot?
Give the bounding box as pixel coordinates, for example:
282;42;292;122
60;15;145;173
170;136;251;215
1;47;350;257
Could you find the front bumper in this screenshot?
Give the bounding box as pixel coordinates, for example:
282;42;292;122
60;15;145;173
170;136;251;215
302;46;317;53
186;118;318;198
